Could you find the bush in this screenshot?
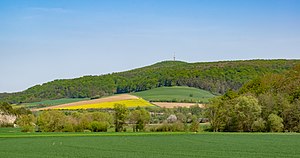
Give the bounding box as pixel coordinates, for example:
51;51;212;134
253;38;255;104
89;121;109;132
251;118;266;132
21;125;35;132
153;121;185;132
190;116;200;132
268;114;283;132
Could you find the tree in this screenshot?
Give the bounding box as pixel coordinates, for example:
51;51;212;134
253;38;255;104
233;96;261;132
205;97;227;132
114;104;129;132
268;114;283;132
251;118;266;132
16;114;36;132
190;115;199;132
89;121;109;132
129;108;150;132
37;110;65;132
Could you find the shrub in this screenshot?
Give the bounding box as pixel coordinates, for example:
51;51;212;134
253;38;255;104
154;121;185;132
21;125;35;132
251;118;266;132
268;114;283;132
89;121;109;132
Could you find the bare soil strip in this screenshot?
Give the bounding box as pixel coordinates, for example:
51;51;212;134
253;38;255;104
152;102;204;108
32;94;139;111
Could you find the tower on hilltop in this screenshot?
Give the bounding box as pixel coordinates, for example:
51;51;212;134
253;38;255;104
173;52;176;61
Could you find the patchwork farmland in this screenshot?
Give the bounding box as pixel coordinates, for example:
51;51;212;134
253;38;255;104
33;94;153;111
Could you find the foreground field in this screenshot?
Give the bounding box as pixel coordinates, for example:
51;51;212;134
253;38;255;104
133;86;215;103
0;131;300;158
34;94;153;110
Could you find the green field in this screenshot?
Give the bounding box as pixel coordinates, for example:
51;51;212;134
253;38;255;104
0;129;300;158
18;98;89;108
133;86;216;103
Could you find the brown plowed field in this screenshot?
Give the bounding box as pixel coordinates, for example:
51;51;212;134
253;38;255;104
32;94;139;111
152;102;204;108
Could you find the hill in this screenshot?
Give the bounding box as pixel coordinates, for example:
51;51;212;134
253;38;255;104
33;94;153;111
2;59;300;104
133;86;215;103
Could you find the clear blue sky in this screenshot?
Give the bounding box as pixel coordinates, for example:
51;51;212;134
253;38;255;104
0;0;300;92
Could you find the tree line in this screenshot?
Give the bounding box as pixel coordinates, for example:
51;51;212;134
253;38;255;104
206;64;300;132
2;59;300;104
14;104;204;133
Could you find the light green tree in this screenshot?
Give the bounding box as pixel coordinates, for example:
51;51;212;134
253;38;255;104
233;95;261;132
268;114;283;132
16;114;36;132
114;104;129;132
129;108;150;132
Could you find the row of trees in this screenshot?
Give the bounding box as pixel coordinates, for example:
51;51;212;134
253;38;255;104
16;104;150;132
206;64;300;132
15;104;204;133
2;59;299;104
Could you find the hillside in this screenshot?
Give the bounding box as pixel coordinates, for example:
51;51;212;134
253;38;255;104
206;64;300;132
1;59;300;104
33;94;153;111
133;86;215;103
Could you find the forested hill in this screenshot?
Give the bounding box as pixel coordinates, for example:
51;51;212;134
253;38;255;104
1;59;300;104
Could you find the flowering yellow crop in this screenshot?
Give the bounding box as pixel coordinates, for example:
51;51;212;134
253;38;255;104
55;98;153;110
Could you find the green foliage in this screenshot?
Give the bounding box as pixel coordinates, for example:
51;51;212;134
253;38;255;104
114;104;129;132
251;118;266;132
2;59;299;104
152;121;185;132
0;102;15;115
190;116;200;132
89;121;109;132
206;64;300;132
268;114;284;132
34;111;113;132
37;111;66;132
206;95;261;132
233;96;261;132
129;108;150;132
16;114;36;132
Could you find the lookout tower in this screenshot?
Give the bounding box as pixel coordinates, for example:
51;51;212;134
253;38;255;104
173;52;176;61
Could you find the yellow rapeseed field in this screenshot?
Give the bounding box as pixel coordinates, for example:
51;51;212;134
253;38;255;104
55;98;153;110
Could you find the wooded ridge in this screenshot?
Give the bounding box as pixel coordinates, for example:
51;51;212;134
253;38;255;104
1;59;300;104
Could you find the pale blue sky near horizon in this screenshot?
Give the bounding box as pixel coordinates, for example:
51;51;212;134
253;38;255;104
0;0;300;92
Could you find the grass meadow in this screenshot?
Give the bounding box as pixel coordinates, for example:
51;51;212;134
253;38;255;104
18;98;89;108
133;86;216;103
1;128;300;158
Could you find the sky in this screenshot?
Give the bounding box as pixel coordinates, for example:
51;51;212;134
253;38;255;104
0;0;300;92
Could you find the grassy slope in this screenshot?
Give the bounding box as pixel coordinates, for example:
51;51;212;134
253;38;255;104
0;131;300;158
133;86;216;103
18;98;89;108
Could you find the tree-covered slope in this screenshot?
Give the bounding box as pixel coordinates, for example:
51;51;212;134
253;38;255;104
2;59;300;104
206;64;300;132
